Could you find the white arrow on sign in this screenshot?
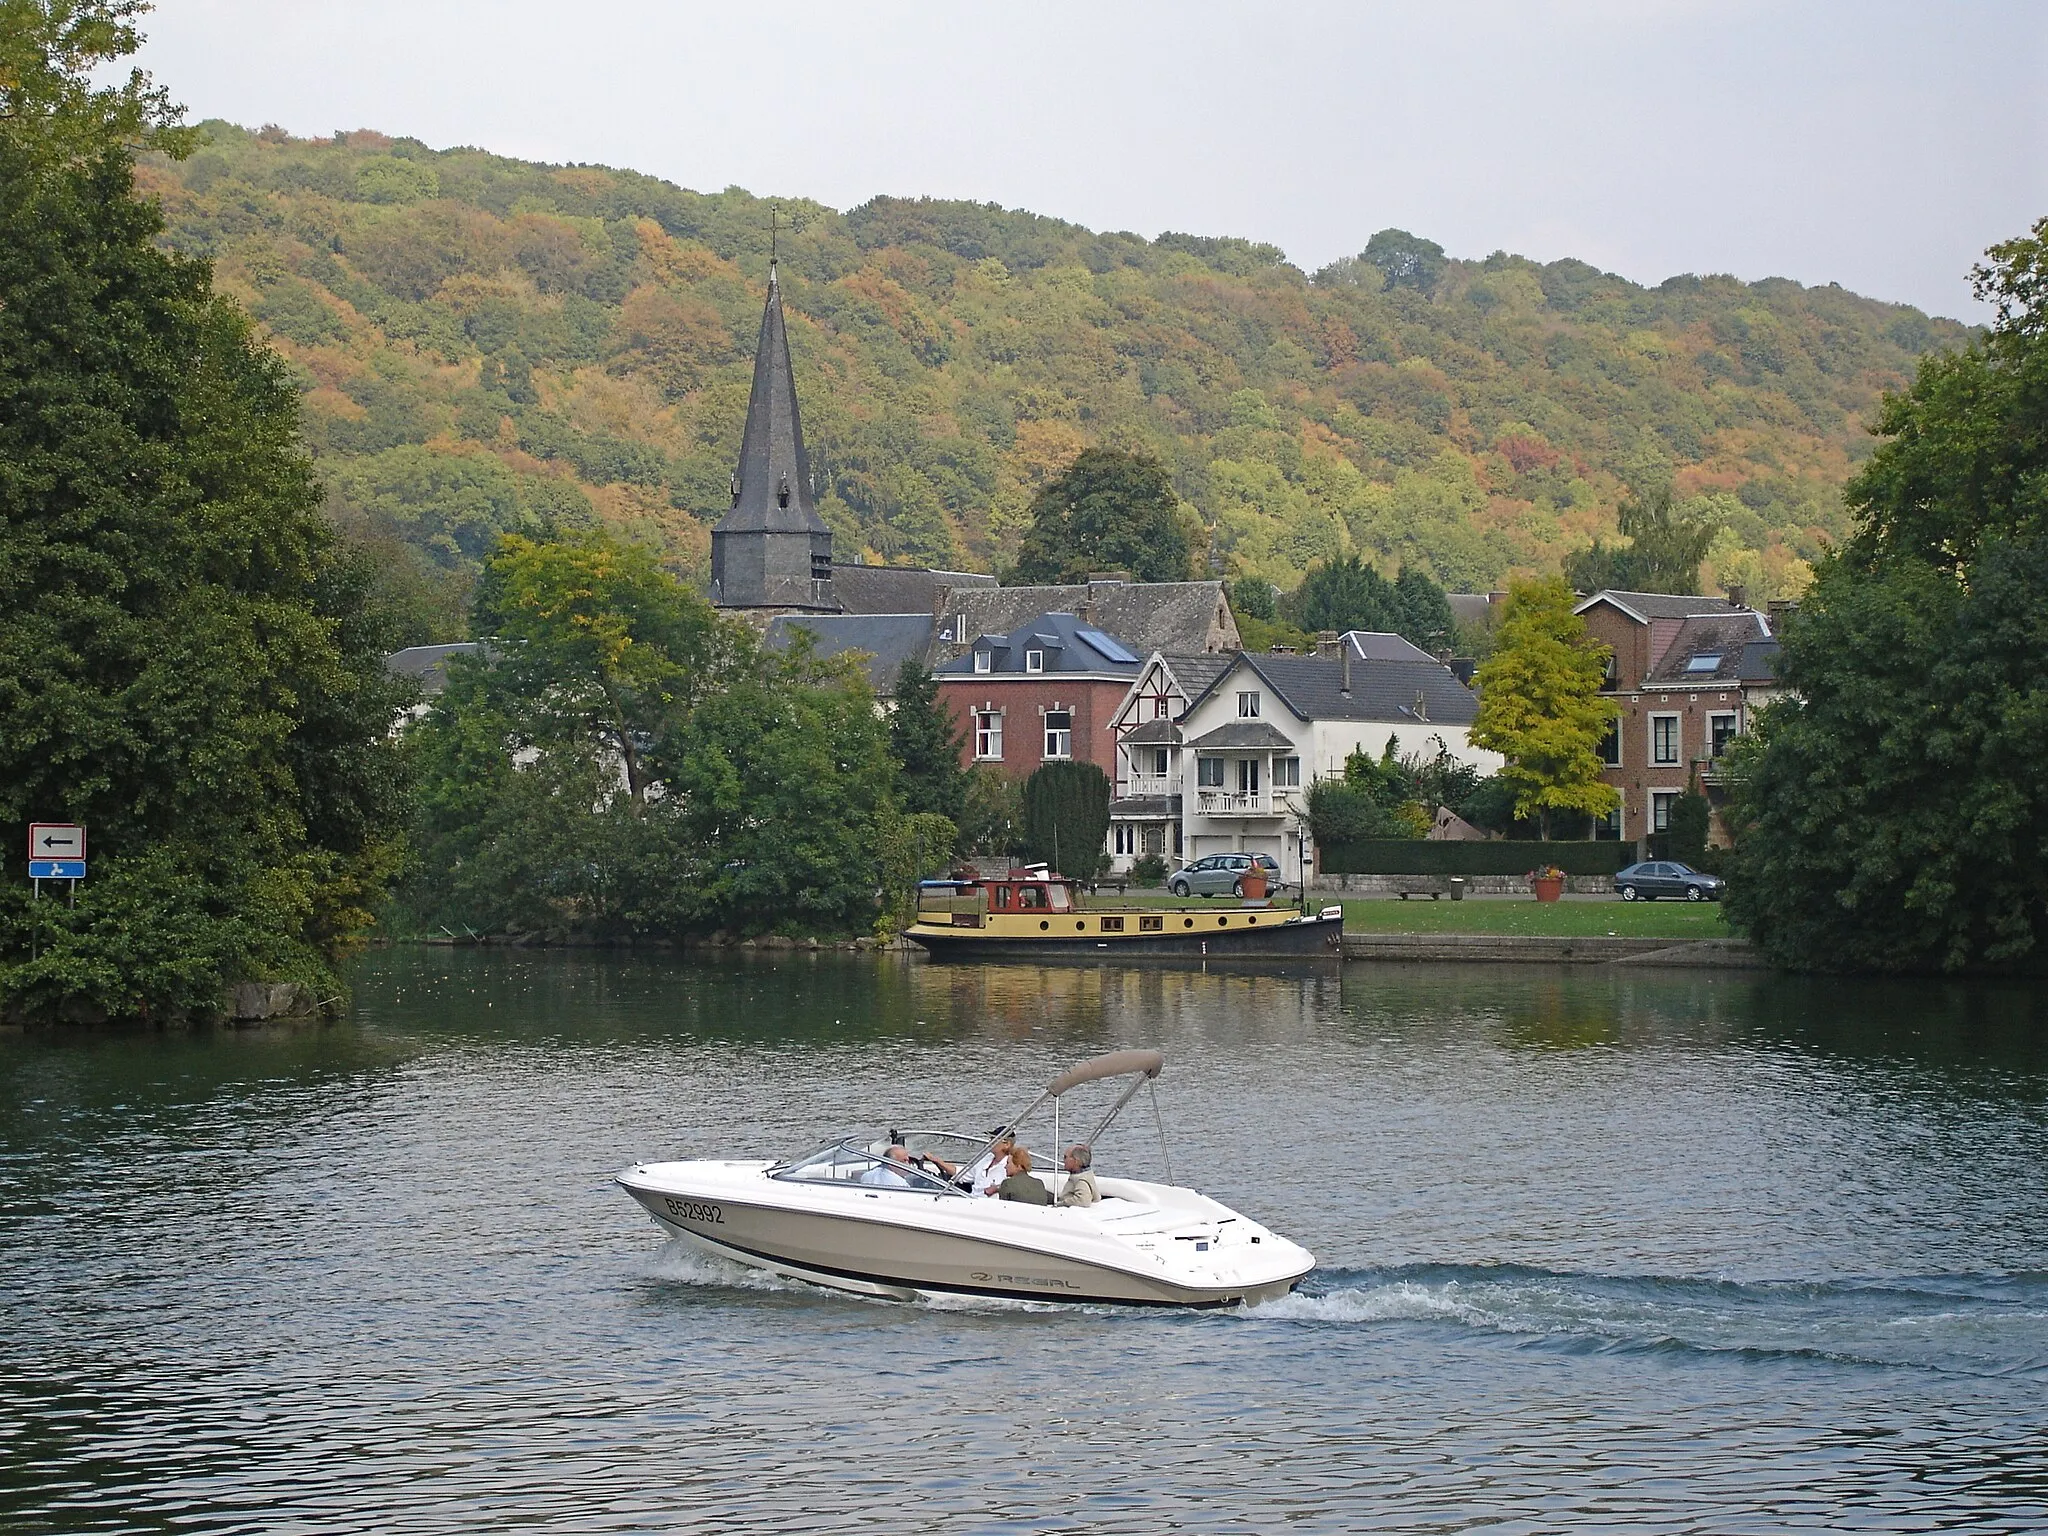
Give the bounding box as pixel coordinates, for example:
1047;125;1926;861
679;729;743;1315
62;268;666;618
28;823;86;860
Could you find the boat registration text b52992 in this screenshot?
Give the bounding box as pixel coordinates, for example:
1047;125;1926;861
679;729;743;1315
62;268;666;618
663;1198;724;1225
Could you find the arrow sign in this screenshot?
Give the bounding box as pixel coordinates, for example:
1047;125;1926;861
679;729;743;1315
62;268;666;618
29;823;86;860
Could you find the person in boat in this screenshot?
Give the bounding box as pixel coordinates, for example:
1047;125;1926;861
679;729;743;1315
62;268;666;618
917;1131;1012;1197
995;1146;1053;1205
858;1145;917;1187
1055;1144;1099;1207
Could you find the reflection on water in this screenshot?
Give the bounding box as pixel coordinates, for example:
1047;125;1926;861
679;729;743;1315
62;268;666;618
3;950;2047;1534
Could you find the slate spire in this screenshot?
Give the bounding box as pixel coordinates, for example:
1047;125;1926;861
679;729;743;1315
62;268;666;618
710;260;837;609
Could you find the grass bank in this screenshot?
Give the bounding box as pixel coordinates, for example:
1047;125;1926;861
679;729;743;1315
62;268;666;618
1338;898;1731;939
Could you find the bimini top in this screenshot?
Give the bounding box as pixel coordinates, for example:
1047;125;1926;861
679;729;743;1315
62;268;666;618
1048;1049;1164;1097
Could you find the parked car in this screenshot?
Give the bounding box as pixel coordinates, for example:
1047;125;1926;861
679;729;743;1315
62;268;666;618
1169;853;1283;898
1615;861;1725;902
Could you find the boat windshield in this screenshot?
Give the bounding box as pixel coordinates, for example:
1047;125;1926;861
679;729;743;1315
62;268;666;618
774;1138;961;1195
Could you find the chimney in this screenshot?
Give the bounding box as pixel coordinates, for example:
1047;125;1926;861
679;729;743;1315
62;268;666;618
1341;647;1353;696
1767;598;1798;633
1725;583;1748;609
1449;659;1477;687
1315;630;1341;658
1078;596;1096;625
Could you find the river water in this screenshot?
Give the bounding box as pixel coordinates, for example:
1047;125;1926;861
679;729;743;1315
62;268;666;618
4;951;2047;1533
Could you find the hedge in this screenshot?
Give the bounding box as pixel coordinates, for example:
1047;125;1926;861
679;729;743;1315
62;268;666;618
1318;840;1636;876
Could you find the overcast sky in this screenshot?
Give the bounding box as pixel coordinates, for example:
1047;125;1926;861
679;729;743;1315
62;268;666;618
135;0;2047;321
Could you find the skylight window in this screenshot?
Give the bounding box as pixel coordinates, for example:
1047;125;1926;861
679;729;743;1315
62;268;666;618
1684;653;1723;673
1076;627;1139;664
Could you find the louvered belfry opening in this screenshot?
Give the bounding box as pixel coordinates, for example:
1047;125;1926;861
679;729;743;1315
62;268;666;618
709;263;837;610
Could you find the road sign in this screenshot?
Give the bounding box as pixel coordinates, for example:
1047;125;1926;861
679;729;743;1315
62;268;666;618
30;860;86;879
29;823;86;860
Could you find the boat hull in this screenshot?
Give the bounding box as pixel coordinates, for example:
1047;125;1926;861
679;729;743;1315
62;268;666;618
905;909;1343;962
620;1162;1312;1309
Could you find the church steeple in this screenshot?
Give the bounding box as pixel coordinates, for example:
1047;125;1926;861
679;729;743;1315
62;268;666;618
709;260;837;610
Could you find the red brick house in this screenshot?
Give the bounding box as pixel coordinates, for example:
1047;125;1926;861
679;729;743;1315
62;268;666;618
934;612;1144;781
1574;590;1783;845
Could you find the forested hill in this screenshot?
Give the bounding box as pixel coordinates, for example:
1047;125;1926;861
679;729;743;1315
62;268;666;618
147;122;1971;635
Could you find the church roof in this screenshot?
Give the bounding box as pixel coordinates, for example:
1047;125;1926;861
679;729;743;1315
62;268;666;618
713;266;829;538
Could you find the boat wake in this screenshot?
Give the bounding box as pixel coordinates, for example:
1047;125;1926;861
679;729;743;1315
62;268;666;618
1245;1264;2048;1379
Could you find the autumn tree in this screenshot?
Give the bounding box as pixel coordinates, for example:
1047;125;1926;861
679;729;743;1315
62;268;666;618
1469;579;1619;838
1008;448;1194;585
1564;488;1722;595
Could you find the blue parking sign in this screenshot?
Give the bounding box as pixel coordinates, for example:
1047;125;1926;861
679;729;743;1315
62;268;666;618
30;859;85;879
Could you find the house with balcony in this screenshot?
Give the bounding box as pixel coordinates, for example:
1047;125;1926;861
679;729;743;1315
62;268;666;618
1106;634;1503;883
1573;590;1783;844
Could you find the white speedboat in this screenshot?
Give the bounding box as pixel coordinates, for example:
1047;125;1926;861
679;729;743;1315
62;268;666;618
617;1049;1314;1308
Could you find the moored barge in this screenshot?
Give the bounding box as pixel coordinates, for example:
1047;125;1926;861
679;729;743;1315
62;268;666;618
903;869;1344;960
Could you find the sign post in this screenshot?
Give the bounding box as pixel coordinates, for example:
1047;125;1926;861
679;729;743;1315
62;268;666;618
28;824;87;891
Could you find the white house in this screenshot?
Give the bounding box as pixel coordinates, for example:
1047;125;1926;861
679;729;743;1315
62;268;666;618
1105;634;1504;883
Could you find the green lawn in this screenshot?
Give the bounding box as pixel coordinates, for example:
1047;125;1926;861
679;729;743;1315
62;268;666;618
1337;897;1731;938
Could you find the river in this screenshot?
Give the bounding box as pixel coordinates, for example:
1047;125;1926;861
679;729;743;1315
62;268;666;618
4;950;2046;1533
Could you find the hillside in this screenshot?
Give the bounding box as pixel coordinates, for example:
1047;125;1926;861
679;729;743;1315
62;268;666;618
146;123;1973;635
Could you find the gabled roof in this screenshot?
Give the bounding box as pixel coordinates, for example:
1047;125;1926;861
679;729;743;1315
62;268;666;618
1574;589;1757;625
1344;631;1438;663
1156;652;1235;701
830;562;994;616
933;610;1144;678
939;580;1237;657
1189;651;1480;726
384;643;484;694
1184;720;1297;751
764;613;937;693
712;266;828;539
1640;613;1775;686
1121;717;1183;745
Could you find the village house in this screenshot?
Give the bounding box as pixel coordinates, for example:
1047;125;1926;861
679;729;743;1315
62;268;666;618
1105;633;1503;883
932;611;1144;781
1573;590;1784;844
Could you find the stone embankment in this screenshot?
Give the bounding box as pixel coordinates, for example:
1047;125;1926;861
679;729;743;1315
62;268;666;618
1340;934;1765;967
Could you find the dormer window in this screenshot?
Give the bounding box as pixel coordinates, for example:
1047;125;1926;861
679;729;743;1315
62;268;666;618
1025;649;1044;674
974;649;993;674
1237;691;1260;718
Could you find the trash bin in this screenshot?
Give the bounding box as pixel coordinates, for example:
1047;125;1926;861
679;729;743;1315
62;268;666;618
1448;876;1467;902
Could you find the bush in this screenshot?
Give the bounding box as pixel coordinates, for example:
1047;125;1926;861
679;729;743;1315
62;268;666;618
1318;840;1634;876
1021;761;1111;875
1131;853;1169;886
1667;791;1711;864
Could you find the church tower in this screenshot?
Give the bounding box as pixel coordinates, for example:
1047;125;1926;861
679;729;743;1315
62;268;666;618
709;262;837;611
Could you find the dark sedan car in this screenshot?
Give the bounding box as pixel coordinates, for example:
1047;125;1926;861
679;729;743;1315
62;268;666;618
1615;861;1725;902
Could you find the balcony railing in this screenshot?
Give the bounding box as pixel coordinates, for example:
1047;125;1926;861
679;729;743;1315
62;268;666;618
1121;772;1174;796
1196;790;1270;816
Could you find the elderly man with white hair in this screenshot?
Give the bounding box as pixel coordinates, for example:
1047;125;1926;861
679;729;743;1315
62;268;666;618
1055;1143;1100;1207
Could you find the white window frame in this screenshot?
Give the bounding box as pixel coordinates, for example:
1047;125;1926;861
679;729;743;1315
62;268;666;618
1275;755;1301;788
1042;710;1072;760
974;710;1003;761
1112;823;1136;856
973;649;992;674
1153;697;1170;719
1025;649;1044;674
1708;712;1738;757
1237;691;1260;718
1651;790;1678;832
1649;712;1681;767
1196;756;1225;788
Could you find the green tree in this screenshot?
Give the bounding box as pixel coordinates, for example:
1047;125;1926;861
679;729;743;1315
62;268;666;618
1665;789;1711;864
1724;218;2048;972
1228;573;1277;622
1020;761;1111;875
0;3;409;1021
1394;567;1456;653
958;765;1023;858
1469;579;1620;838
1564;488;1722;594
1008;448;1193;585
888;655;966;826
1284;556;1452;651
1361;228;1447;294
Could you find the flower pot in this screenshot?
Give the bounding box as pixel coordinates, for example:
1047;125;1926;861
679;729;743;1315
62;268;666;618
1240;867;1268;900
1532;875;1564;903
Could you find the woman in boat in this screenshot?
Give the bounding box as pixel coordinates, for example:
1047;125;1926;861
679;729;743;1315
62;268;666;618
995;1146;1052;1205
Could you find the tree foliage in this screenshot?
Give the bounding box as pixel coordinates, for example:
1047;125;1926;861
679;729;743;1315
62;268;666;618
1282;556;1454;651
1724;219;2048;973
1008;447;1193;584
1563;486;1723;595
1469;579;1620;837
0;3;409;1021
888;655;966;826
137;127;1956;600
1019;761;1111;876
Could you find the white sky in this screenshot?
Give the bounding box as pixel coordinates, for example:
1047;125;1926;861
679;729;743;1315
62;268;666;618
135;0;2047;321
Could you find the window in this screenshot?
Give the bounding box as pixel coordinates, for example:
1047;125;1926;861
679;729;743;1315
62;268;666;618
1236;758;1261;795
1601;653;1619;690
1139;914;1163;932
1100;915;1124;932
973;649;992;674
1024;649;1044;674
1685;653;1723;674
1651;714;1681;766
1196;756;1225;788
1113;824;1136;856
1598;720;1621;767
1710;713;1738;757
1275;755;1301;788
1043;710;1072;759
1237;691;1260;718
1153;697;1170;718
1651;791;1678;832
974;710;1003;760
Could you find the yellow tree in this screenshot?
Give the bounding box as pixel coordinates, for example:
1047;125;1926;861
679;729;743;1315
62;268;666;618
1470;578;1620;838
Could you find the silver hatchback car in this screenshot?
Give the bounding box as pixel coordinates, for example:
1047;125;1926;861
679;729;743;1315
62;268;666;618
1168;853;1282;898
